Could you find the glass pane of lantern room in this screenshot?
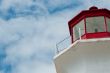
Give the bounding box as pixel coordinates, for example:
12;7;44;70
73;20;85;41
86;16;105;33
106;17;110;32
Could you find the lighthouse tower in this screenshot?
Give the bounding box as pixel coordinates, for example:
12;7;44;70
54;6;110;73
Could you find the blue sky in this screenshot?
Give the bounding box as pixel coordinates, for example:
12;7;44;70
0;0;110;73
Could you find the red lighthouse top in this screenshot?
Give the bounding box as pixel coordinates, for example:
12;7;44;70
68;6;110;43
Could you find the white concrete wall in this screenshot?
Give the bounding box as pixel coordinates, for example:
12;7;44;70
54;38;110;73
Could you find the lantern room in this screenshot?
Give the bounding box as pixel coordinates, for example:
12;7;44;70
68;6;110;43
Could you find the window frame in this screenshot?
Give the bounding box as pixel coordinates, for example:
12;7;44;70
85;16;106;33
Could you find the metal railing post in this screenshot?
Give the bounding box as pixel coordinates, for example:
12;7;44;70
55;36;71;54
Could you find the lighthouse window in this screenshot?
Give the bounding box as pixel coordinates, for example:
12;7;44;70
86;17;105;33
73;20;85;41
106;17;110;32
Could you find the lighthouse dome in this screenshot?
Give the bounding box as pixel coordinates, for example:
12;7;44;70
89;6;98;10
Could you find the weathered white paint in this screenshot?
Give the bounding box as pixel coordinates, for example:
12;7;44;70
54;38;110;73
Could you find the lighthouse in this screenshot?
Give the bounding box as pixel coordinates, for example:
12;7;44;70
54;6;110;73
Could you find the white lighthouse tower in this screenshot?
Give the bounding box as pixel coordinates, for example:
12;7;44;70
54;6;110;73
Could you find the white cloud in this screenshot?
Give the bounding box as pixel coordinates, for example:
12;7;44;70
0;0;33;10
11;61;56;73
0;0;48;19
46;0;74;7
92;0;110;8
0;7;76;73
81;0;110;9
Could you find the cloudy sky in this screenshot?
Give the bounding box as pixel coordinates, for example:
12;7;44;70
0;0;110;73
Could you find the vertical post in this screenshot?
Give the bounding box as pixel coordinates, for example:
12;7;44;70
79;28;81;40
56;44;59;54
84;18;87;34
104;16;108;32
71;28;74;43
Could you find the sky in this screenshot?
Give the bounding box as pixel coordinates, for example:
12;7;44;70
0;0;110;73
